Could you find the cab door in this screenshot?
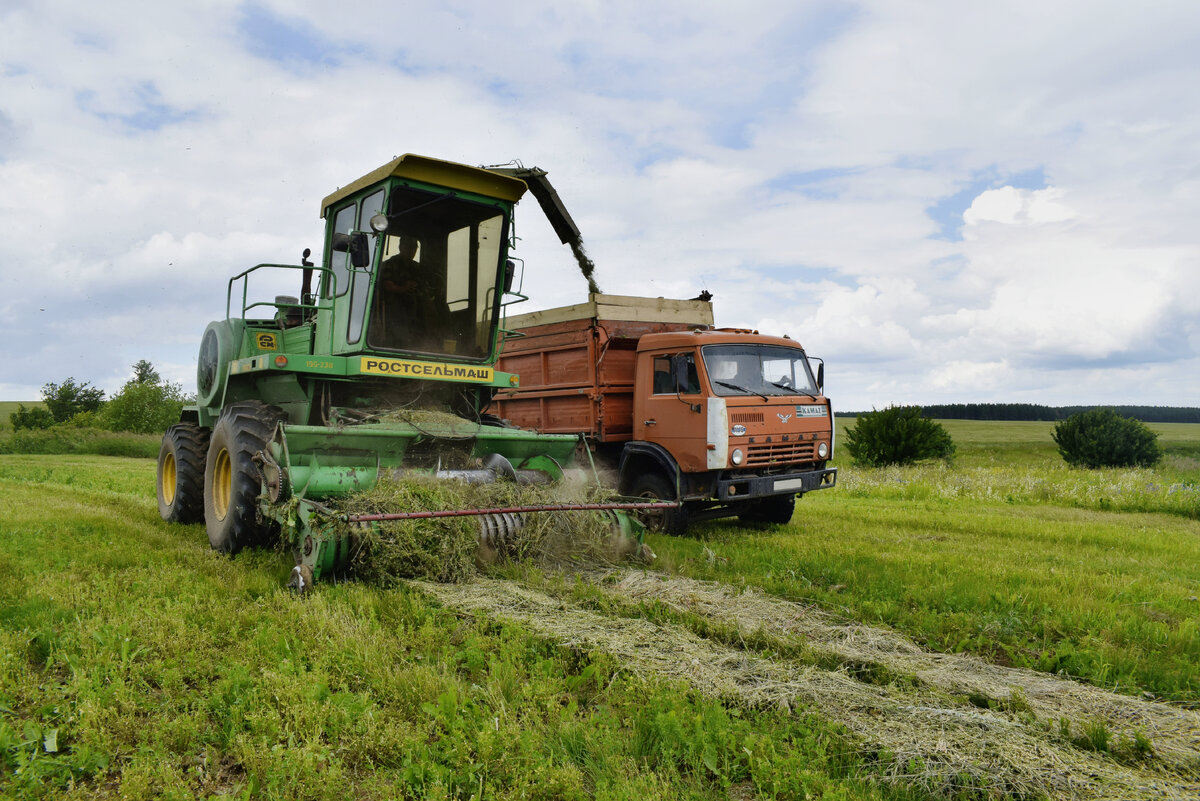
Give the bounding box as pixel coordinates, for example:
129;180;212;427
635;350;709;473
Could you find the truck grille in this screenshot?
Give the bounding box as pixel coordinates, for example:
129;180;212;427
745;440;814;467
731;411;764;424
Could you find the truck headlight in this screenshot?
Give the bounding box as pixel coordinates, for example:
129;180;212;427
731;448;744;466
818;442;828;459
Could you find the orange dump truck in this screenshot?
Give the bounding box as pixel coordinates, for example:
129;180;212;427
491;294;837;532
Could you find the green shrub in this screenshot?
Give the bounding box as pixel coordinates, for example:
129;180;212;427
1052;408;1161;468
101;380;185;434
842;405;955;467
41;377;105;423
9;404;55;431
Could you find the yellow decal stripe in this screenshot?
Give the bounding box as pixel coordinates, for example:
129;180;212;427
359;357;494;383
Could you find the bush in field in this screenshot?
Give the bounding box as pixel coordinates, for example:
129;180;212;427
842;405;955;467
1052;408;1161;468
41;378;105;423
9;404;55;430
101;361;186;434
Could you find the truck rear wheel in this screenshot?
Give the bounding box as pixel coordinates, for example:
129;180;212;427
630;473;688;536
157;423;210;523
738;493;795;525
204;401;281;553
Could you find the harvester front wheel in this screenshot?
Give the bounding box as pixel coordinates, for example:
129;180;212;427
630;473;688;536
157;423;210;523
738;493;795;525
204;401;281;553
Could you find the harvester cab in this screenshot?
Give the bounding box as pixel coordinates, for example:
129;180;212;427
157;154;660;587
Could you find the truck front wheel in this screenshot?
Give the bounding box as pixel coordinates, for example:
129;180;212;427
738;493;795;525
630;473;689;536
204;402;281;553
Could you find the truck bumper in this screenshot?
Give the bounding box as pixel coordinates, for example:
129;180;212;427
715;467;837;501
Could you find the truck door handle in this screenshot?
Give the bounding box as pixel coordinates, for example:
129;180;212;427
643;419;657;426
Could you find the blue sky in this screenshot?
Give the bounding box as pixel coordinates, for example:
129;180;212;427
1;0;1198;411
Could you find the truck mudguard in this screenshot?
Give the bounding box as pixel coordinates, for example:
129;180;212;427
618;441;681;497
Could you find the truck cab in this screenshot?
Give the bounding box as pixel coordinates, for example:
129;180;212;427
625;329;836;527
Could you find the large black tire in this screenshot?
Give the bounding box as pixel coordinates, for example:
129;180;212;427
629;472;689;536
204;401;281;554
157;423;210;523
738;493;796;525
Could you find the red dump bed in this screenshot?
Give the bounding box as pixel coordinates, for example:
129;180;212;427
493;294;714;442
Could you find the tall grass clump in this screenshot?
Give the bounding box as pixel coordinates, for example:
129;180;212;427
1053;408;1162;468
0;426;160;458
842;405;954;467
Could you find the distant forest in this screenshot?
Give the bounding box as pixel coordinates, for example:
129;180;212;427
840;404;1200;423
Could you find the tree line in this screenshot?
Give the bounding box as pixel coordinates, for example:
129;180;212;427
840;403;1200;423
9;360;188;434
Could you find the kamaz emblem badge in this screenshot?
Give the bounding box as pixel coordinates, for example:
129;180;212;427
777;412;792;423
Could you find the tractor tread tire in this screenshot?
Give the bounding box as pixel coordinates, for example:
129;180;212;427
630;472;689;536
204;401;282;554
157;423;210;524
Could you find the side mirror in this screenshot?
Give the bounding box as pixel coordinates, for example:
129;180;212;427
671;354;690;392
330;232;371;269
503;260;516;293
348;232;370;269
816;361;824;392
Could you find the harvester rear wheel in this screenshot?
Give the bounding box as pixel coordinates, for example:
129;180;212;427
738;493;795;525
204;401;281;553
630;473;688;536
157;423;210;523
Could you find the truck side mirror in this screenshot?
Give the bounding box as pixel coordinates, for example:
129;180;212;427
817;361;824;392
671;355;690;392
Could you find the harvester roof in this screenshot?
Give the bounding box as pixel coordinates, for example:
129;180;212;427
321;154;529;217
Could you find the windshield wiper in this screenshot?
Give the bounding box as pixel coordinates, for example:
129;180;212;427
715;380;768;401
769;381;802;394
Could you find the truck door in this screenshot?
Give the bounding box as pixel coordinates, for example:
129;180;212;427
637;351;708;473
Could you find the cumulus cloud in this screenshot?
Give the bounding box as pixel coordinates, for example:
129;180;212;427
2;0;1199;409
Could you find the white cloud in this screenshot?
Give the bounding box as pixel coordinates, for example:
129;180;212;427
2;0;1200;410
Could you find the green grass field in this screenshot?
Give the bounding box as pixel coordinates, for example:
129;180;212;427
2;421;1198;799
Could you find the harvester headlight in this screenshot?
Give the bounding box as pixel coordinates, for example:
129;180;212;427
818;442;828;459
369;213;390;233
731;448;744;466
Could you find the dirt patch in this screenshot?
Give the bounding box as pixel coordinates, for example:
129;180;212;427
416;573;1200;800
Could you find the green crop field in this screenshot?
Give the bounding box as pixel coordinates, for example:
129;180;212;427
2;421;1199;799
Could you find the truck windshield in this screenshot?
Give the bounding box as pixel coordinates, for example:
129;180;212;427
702;344;819;397
367;185;507;360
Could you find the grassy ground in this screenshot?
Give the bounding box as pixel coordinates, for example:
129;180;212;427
0;457;920;801
649;420;1200;704
2;421;1199;798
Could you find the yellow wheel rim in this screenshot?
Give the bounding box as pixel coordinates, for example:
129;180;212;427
212;447;232;521
161;452;177;505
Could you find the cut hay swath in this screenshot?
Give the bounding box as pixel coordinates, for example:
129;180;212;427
417;573;1200;801
328;476;651;585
